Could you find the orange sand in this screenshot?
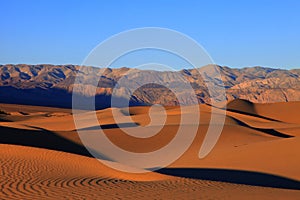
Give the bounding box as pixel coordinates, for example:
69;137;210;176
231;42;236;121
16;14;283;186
0;100;299;199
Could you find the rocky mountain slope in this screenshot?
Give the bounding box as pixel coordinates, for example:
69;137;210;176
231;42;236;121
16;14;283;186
0;64;299;108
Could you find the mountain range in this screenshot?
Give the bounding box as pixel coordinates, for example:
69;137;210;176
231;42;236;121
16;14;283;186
0;64;299;109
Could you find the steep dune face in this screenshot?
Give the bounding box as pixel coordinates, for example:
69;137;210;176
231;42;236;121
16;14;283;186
227;99;257;115
1;64;300;108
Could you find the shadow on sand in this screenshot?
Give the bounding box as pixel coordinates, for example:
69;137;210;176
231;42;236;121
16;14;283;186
76;122;139;131
157;168;300;190
230;117;293;138
0;125;112;161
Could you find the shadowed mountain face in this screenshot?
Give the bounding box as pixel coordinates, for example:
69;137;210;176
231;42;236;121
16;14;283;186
0;64;300;108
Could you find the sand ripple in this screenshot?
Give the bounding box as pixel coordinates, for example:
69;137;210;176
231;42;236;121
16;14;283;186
0;144;299;200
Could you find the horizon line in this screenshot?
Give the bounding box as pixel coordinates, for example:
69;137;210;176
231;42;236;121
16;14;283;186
0;63;299;71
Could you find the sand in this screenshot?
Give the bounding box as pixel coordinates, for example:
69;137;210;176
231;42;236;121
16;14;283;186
0;100;299;199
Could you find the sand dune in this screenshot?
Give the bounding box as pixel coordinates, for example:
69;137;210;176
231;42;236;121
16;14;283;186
1;144;299;200
0;100;300;199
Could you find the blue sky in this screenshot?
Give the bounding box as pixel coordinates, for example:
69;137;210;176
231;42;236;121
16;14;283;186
0;0;299;69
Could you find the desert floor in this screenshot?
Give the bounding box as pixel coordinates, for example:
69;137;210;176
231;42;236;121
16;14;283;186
0;99;299;199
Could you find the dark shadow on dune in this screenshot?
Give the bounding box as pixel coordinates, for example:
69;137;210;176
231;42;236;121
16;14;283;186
0;117;11;122
227;108;282;122
0;125;112;161
214;99;282;122
77;122;139;131
230;117;293;138
157;168;300;190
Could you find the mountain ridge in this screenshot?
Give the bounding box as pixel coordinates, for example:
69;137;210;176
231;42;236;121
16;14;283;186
1;64;300;109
